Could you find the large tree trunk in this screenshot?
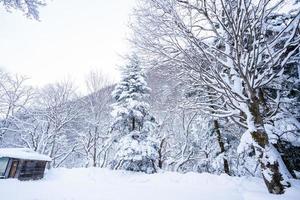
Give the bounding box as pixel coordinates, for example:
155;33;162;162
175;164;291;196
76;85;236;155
158;138;166;169
213;120;230;175
248;98;291;194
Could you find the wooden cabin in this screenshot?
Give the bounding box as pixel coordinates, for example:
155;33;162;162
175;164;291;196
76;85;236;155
0;148;51;180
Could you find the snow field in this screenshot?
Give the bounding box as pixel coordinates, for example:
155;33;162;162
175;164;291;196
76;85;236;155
0;168;300;200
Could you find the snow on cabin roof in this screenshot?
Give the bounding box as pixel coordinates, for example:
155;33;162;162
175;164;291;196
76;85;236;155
0;148;51;161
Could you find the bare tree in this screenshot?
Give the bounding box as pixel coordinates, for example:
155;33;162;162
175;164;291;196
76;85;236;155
0;0;46;20
35;80;81;168
78;70;113;167
0;70;33;142
132;0;300;194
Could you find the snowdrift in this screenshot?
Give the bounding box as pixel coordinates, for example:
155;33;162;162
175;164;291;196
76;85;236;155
0;168;299;200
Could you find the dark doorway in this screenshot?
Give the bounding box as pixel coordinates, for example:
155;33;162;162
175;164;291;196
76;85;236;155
8;160;19;178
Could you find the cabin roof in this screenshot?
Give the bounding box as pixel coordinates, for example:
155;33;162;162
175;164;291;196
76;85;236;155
0;148;51;161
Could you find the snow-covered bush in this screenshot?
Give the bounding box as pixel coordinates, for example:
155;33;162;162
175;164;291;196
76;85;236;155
113;131;158;173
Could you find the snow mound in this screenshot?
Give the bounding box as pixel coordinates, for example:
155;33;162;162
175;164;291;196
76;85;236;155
0;168;299;200
0;148;51;161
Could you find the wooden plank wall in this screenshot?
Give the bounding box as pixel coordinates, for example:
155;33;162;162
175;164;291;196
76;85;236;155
18;160;47;180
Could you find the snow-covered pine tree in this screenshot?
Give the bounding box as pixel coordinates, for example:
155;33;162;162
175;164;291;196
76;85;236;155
110;54;158;173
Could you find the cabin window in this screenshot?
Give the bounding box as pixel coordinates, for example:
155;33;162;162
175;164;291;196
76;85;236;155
0;157;9;177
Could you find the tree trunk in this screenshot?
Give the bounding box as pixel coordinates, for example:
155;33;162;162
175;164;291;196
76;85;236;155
213;120;230;175
132;117;135;131
48;134;57;169
93;127;98;167
158;138;166;169
249;98;291;194
93;140;97;167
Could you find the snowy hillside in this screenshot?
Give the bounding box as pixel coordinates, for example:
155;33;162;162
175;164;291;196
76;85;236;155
0;168;299;200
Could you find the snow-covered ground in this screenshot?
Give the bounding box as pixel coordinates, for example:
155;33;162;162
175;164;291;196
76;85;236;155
0;168;299;200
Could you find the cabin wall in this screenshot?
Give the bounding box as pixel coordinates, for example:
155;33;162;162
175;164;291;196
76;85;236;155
15;160;25;178
18;160;47;180
1;158;48;180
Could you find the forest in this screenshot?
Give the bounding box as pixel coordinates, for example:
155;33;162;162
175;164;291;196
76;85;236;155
0;0;299;198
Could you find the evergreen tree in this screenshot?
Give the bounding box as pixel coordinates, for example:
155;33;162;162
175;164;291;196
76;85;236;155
110;54;158;173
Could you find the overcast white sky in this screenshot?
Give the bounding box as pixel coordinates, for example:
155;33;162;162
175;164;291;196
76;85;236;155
0;0;136;92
